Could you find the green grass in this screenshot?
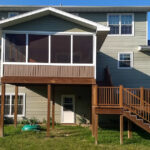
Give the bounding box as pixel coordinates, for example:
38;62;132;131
0;125;149;150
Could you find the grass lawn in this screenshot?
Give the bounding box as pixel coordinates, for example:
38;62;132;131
0;125;149;150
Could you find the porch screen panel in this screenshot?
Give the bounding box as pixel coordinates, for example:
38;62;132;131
28;35;48;63
51;35;71;63
73;36;93;63
5;34;26;62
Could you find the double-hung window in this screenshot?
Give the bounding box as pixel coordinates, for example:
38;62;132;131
108;14;134;35
8;12;19;18
0;94;25;117
118;52;133;69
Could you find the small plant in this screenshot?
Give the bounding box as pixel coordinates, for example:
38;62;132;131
42;118;47;124
29;117;39;125
19;117;40;125
4;117;13;124
78;115;87;125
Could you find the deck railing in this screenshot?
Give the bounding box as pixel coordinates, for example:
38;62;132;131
98;87;120;107
97;86;150;123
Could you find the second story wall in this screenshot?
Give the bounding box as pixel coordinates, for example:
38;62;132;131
80;12;149;87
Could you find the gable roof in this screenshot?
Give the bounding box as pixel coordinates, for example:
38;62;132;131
0;6;150;12
0;7;110;34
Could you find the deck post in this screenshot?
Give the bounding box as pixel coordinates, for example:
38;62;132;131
119;85;123;108
120;115;123;145
92;84;98;137
14;85;18;128
47;84;51;137
0;83;5;137
128;120;132;139
52;85;55;129
95;114;98;145
140;87;144;107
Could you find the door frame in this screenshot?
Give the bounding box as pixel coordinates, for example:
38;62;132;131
61;95;75;123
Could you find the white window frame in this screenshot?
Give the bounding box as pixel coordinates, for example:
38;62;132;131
118;52;133;69
107;13;134;36
61;95;75;123
8;12;19;18
2;31;95;66
0;93;26;117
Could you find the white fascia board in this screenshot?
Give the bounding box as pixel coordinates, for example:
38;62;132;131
0;6;110;33
138;45;150;51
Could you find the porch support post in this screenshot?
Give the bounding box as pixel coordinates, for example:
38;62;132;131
120;115;123;145
47;84;51;137
52;85;55;129
92;84;97;137
140;87;144;107
14;85;18;127
128;120;132;139
94;114;98;145
0;83;5;137
119;85;123;108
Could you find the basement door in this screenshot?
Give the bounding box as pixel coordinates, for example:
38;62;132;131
61;95;75;123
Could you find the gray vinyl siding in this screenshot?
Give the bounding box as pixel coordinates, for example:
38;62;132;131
98;13;149;88
0;84;91;124
0;12;149;88
4;15;94;32
80;12;149;88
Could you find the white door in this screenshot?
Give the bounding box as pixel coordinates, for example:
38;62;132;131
61;95;75;123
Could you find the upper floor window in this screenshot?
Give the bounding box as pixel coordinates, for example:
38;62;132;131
8;12;19;18
108;14;134;35
5;34;26;62
118;52;133;69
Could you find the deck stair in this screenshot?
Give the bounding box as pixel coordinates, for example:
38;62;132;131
97;86;150;134
123;110;150;133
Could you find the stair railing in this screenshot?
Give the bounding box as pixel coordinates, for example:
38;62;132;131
123;88;150;123
97;86;150;123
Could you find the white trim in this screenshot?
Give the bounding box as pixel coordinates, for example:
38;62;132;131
48;35;51;63
71;35;73;64
0;93;26;118
26;34;28;63
8;12;19;18
61;95;75;124
3;62;94;66
0;7;110;33
107;13;134;36
118;52;133;69
146;13;148;45
1;34;4;77
93;35;97;79
3;30;95;35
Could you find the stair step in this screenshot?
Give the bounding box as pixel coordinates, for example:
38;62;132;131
144;123;150;126
136;118;143;123
131;114;137;117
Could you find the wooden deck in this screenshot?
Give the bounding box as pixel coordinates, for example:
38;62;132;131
91;85;150;144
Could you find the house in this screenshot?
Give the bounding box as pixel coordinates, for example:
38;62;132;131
0;6;150;144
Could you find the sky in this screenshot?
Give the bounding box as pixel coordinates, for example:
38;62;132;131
0;0;150;39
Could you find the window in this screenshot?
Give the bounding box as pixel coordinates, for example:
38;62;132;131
121;15;132;34
73;36;93;63
8;12;19;18
4;33;94;64
108;14;133;35
51;35;71;63
5;34;26;62
28;35;49;63
118;52;133;69
108;15;119;34
0;94;25;117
